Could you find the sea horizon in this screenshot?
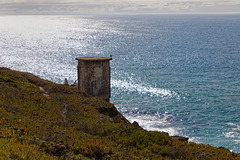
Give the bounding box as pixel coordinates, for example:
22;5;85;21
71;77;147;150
1;14;240;152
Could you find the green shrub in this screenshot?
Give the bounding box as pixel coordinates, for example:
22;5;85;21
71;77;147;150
1;68;240;160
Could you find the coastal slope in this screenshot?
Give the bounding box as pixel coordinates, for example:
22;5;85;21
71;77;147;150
0;67;239;159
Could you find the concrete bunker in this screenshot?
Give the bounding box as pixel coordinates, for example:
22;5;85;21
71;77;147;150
76;57;112;102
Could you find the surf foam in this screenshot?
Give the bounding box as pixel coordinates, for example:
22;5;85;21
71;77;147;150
111;79;178;98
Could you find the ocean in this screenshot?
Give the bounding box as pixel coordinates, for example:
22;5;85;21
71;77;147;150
0;14;240;152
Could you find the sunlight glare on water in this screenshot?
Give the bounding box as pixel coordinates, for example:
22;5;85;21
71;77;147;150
1;15;240;152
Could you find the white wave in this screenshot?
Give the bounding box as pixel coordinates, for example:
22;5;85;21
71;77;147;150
123;112;201;144
123;112;180;136
234;140;240;143
224;132;239;138
224;123;240;139
111;79;178;98
227;123;240;131
227;122;237;126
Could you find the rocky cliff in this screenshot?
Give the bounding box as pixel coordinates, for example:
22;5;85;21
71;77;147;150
0;67;239;159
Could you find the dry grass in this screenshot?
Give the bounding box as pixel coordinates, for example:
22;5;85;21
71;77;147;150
1;67;240;159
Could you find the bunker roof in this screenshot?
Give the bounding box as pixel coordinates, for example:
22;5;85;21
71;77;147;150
76;57;112;61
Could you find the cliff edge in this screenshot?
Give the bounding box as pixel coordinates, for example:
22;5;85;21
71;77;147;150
0;67;239;159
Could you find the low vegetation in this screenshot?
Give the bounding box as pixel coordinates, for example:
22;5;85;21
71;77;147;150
0;67;239;159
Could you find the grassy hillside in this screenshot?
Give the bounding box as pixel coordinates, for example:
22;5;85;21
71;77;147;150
0;67;239;159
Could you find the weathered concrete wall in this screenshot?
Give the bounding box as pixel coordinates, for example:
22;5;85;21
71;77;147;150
76;57;112;102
